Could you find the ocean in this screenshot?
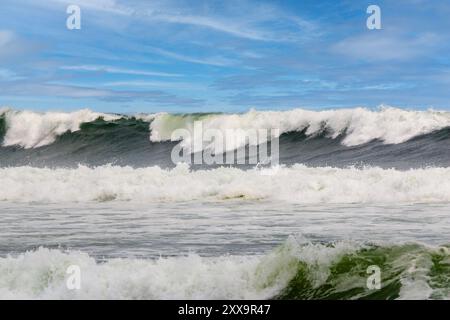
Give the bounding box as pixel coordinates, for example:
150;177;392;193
0;106;449;299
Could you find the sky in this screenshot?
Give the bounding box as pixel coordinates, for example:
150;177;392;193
0;0;450;114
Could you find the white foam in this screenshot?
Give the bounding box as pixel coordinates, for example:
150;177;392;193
2;106;450;149
398;256;434;300
133;112;160;123
0;109;120;148
0;239;302;299
150;106;450;148
1;164;450;204
1;240;446;299
0;238;360;300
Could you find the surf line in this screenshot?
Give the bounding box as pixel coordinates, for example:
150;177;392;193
178;304;213;318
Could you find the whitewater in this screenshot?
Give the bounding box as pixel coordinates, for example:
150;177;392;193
1;164;450;204
0;106;449;300
2;106;450;149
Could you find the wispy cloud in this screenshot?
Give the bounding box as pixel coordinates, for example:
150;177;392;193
148;9;318;42
60;65;181;77
0;29;37;60
147;47;236;67
0;30;14;46
102;80;204;90
0;68;23;81
1;82;110;98
48;0;132;15
2;0;450;111
151;14;271;41
1;81;203;105
36;0;317;42
332;32;441;61
144;1;318;42
213;73;334;91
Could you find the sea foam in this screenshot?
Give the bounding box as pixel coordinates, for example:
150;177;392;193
1;164;450;204
0;108;119;148
0;239;447;299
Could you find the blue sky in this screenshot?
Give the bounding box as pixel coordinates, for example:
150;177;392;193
0;0;450;113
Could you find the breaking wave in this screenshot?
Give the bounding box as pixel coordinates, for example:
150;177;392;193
2;106;450;147
149;106;450;146
1;164;450;204
1;106;450;168
0;108;120;149
0;238;448;299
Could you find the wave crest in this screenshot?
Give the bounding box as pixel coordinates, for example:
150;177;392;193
2;106;450;150
0;239;448;299
0;108;119;148
149;106;450;147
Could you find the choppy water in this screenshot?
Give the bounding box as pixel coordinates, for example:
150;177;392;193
0;106;449;299
1;202;449;258
0;201;448;300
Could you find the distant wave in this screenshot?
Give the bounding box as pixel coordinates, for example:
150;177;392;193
0;238;448;299
0;108;121;148
1;106;450;168
149;106;450;146
2;106;450;148
1;164;450;203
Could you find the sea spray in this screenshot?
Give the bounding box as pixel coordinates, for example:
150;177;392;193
0;240;448;300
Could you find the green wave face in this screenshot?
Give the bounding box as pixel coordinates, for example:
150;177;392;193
0;116;5;143
0;240;448;299
1;109;450;168
257;239;450;300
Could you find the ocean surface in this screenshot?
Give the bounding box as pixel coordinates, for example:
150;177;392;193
0;106;449;299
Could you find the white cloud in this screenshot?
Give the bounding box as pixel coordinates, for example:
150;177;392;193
102;80;204;90
0;68;23;81
147;47;236;67
1;82;111;98
60;65;181;77
332;32;440;61
36;0;316;42
152;14;271;41
0;30;14;47
50;0;132;15
0;29;36;60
